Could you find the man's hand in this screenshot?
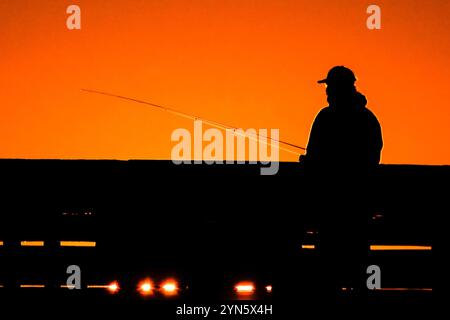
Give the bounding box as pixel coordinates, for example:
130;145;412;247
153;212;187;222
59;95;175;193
299;154;307;163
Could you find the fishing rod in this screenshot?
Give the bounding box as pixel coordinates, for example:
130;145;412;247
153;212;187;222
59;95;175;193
81;89;306;155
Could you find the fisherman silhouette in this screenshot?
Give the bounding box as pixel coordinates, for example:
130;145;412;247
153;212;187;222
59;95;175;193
298;66;383;302
301;66;383;168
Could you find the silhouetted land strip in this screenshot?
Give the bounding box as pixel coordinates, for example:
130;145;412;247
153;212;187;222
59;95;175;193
0;160;441;309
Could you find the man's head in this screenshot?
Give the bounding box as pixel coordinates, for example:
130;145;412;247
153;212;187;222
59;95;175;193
318;66;357;105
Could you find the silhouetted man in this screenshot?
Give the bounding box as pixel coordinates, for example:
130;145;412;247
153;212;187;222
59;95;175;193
300;66;383;300
302;66;382;169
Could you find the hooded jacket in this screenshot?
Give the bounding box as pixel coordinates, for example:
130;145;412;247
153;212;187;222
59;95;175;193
304;91;383;169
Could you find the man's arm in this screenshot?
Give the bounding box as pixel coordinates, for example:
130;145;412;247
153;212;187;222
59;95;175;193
301;108;327;164
367;111;383;165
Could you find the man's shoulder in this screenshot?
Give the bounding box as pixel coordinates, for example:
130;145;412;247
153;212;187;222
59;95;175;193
316;106;332;117
312;107;333;126
362;107;380;123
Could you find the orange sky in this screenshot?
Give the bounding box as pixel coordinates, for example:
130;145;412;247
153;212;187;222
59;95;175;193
0;0;449;164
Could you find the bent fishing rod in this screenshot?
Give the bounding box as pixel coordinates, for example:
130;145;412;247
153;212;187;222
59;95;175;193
81;89;306;155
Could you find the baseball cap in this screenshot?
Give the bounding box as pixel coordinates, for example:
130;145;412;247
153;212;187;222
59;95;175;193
318;66;357;85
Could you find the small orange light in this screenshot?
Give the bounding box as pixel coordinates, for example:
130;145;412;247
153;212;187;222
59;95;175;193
138;279;154;296
161;279;178;296
108;281;120;294
235;282;255;295
21;241;45;247
265;285;272;293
